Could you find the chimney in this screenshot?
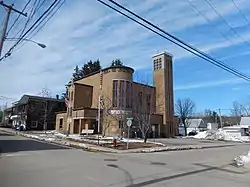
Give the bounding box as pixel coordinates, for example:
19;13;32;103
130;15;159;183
56;94;59;99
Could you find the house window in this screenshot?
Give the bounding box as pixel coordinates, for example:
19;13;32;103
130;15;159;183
31;121;38;128
59;118;63;129
112;80;118;107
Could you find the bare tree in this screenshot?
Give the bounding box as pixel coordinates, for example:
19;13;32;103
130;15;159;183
100;95;114;137
38;87;52;98
175;98;195;136
99;90;130;137
231;101;250;116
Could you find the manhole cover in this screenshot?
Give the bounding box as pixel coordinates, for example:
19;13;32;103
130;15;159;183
151;162;166;166
107;164;119;168
104;158;118;161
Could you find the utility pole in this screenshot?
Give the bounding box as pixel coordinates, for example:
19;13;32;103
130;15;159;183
97;71;103;145
218;109;223;128
0;1;27;56
44;101;48;134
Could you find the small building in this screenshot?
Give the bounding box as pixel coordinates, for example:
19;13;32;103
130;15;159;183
4;95;66;130
240;116;250;136
56;52;176;138
179;118;207;136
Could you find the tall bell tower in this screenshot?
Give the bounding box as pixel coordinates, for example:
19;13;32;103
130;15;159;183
153;52;174;137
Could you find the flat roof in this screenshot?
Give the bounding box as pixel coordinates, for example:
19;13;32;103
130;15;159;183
152;51;173;58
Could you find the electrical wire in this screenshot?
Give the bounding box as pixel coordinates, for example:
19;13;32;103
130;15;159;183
14;0;65;52
204;0;250;47
12;0;46;39
0;0;59;61
231;0;250;27
187;0;234;45
27;0;66;39
97;0;250;82
6;0;32;36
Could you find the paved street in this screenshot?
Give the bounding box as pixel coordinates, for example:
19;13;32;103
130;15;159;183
149;137;244;146
1;130;250;187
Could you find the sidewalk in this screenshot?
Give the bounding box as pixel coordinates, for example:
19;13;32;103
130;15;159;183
0;127;246;154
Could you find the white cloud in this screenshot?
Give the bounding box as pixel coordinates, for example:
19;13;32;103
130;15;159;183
175;78;244;91
1;0;250;105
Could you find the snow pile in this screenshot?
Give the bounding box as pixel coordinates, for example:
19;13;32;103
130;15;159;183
193;131;207;139
234;151;250;167
193;129;243;142
120;138;144;143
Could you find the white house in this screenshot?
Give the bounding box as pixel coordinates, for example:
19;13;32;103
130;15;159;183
179;119;207;136
240;117;250;136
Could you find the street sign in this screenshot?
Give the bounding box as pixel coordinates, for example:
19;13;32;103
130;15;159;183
127;117;133;120
127;119;132;127
152;125;155;132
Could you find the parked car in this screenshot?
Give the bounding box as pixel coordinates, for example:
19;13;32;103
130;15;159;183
188;131;198;136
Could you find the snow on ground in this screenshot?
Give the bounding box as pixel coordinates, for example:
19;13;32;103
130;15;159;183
120;138;144;143
193;129;249;142
234;151;250;167
22;131;164;146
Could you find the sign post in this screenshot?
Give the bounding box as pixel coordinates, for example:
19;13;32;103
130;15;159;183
126;118;133;149
152;125;155;142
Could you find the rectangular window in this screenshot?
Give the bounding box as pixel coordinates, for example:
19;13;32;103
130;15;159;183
59;118;63;128
112;80;118;107
137;92;142;112
146;94;151;112
139;92;142;106
120;80;125;108
68;107;72;117
126;81;131;108
71;91;74;101
130;83;133;109
119;121;123;128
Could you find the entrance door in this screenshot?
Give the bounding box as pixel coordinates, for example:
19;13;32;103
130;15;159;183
74;119;80;134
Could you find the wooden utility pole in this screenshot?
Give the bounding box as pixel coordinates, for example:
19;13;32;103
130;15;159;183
44;101;48;133
0;1;27;56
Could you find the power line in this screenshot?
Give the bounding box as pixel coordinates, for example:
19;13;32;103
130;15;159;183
17;0;46;38
15;0;65;51
12;0;45;39
28;0;65;39
97;0;250;82
204;0;250;47
6;0;31;36
0;0;59;61
231;0;250;27
187;0;234;45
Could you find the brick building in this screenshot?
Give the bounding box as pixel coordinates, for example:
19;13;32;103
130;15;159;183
56;52;175;137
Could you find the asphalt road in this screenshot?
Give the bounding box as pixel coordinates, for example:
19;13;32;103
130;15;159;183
1;130;250;187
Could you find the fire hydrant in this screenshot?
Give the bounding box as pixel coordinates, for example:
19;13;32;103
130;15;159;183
113;138;117;147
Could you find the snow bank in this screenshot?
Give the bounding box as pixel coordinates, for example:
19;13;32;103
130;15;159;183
120;138;144;143
234;151;250;167
193;129;243;142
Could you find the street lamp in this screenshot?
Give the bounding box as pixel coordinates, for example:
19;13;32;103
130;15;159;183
5;38;46;49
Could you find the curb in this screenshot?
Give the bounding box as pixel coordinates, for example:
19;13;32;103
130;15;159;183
0;128;241;154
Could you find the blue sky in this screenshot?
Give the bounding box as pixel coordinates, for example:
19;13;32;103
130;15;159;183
1;0;250;114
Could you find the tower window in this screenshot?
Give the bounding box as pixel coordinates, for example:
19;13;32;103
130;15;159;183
154;58;162;70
